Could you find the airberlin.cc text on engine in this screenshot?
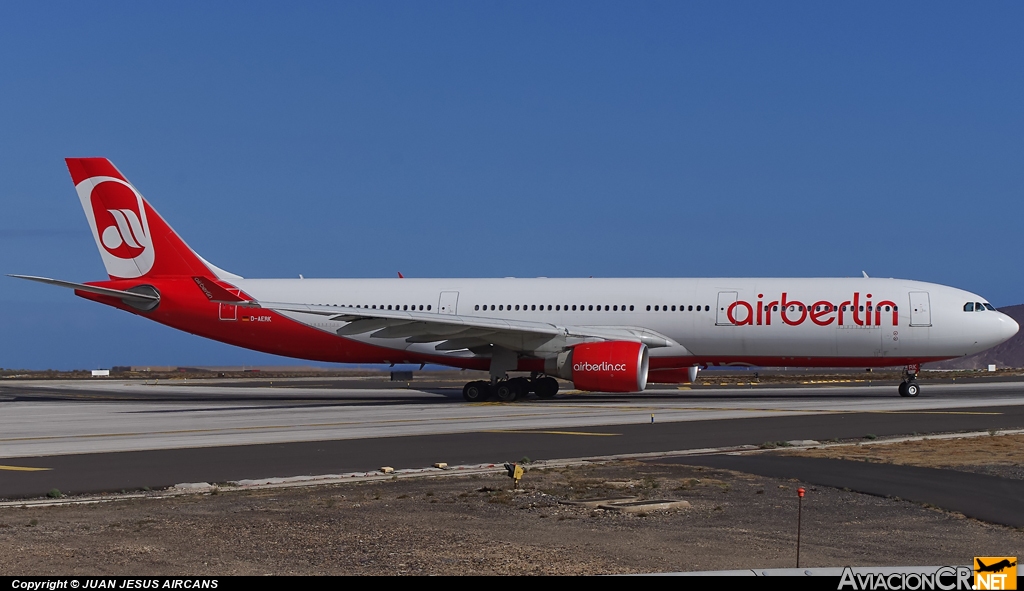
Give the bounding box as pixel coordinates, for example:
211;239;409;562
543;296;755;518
573;361;628;373
727;292;899;327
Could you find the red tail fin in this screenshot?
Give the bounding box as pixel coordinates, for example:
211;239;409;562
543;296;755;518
67;158;215;280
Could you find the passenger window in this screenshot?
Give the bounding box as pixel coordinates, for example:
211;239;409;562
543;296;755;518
419;305;424;310
613;305;618;311
531;305;536;311
499;305;504;311
671;305;676;311
515;305;520;311
629;305;634;311
647;305;651;311
605;305;610;311
654;305;659;311
556;305;561;311
964;303;974;312
427;305;431;311
572;305;577;311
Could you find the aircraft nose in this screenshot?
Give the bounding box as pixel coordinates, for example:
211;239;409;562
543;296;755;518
997;313;1019;342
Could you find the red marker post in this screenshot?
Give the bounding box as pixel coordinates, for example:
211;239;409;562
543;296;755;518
796;487;806;568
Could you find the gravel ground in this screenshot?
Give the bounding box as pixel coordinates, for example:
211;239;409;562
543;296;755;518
784;433;1024;480
1;459;1020;575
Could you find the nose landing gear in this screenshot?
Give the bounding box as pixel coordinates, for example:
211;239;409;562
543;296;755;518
898;364;921;397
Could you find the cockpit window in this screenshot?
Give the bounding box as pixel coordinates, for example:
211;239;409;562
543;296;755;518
964;303;974;312
984;303;996;311
976;302;986;312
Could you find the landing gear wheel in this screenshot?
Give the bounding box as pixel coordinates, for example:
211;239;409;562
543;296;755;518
495;380;521;402
463;381;491;402
898;381;921;397
509;377;532;396
534;377;559;399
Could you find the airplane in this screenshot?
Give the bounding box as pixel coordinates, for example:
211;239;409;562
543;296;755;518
976;558;1017;573
10;158;1020;402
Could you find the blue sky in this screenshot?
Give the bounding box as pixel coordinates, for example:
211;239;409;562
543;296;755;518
1;2;1022;369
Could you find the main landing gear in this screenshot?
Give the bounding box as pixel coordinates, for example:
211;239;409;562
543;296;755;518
462;376;560;402
898;364;921;398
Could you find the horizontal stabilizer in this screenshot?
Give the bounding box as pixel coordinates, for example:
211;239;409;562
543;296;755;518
8;274;160;305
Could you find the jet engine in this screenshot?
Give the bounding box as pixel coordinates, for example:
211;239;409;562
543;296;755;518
545;341;649;393
647;365;700;384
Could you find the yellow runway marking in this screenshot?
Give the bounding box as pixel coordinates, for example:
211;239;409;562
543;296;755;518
864;411;1002;416
484;430;621;436
0;465;51;472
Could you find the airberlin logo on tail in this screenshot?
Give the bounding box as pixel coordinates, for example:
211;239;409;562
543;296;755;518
574;361;628;372
76;176;155;279
726;292;900;327
101;208;147;254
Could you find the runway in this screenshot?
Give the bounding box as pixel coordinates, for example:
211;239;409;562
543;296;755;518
1;378;1023;498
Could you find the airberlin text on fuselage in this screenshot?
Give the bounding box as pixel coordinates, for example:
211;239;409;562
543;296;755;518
726;292;900;327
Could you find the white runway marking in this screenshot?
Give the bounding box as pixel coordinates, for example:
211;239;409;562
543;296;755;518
0;380;1022;458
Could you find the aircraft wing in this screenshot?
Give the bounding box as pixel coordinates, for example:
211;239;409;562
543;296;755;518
255;301;674;354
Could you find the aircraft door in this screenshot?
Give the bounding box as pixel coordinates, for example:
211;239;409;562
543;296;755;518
716;292;738;326
909;292;931;327
218;288;241;321
438;291;459;315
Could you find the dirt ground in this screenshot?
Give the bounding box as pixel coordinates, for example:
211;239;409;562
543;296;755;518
1;452;1021;575
784;433;1024;480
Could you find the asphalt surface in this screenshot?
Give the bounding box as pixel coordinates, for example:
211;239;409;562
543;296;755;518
669;454;1024;528
2;403;1023;499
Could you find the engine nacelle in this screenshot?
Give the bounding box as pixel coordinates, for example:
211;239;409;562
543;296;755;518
545;341;649;393
647;365;700;384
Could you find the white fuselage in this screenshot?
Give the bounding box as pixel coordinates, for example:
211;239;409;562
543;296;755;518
232;276;1018;368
